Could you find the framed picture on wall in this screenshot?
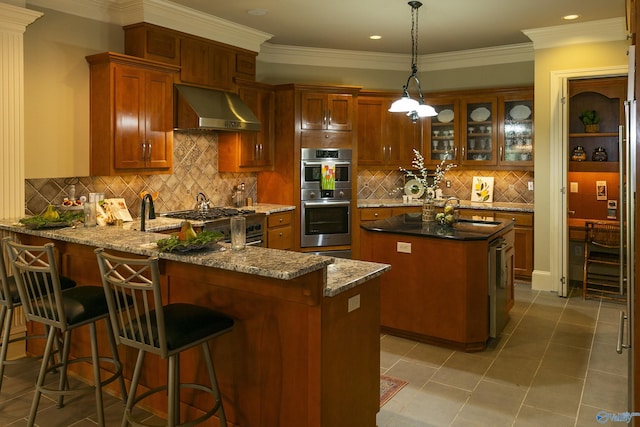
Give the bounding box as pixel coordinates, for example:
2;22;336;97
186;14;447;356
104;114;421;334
596;180;607;201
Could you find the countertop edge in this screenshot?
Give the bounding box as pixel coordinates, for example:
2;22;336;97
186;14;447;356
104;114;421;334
358;199;533;213
0;219;388;298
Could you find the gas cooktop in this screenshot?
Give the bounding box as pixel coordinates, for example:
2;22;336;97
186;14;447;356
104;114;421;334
162;208;256;222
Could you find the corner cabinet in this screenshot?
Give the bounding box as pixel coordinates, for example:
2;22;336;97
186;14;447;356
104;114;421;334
357;93;423;168
218;80;275;172
568;77;626;172
86;52;179;176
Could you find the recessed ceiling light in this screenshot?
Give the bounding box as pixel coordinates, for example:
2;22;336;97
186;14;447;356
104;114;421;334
369;35;382;40
247;9;268;16
562;14;580;21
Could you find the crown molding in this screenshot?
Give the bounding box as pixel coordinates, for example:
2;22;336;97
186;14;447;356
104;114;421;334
522;17;628;50
118;0;272;52
0;2;43;32
26;0;273;52
258;42;534;72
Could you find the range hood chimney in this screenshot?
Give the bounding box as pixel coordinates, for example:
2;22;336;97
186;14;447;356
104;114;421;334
174;84;261;132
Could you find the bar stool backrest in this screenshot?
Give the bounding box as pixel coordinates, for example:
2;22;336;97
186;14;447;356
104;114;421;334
0;242;14;310
3;239;68;331
94;249;169;358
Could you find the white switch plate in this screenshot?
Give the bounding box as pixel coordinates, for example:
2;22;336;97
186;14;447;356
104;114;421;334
528;181;534;191
570;182;578;193
348;294;361;312
397;242;412;253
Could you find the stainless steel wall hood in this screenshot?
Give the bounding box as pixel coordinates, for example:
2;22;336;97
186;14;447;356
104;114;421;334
174;84;261;132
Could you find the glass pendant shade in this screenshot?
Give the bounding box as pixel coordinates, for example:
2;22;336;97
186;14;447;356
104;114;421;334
415;103;437;117
389;96;419;113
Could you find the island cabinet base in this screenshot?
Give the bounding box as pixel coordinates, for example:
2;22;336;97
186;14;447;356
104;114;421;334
18;234;381;427
360;230;493;352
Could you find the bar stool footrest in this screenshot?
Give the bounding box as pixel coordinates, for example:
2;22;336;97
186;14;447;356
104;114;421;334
126;383;223;427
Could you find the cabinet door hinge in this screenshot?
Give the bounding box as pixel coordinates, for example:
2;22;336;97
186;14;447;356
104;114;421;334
561;276;566;285
561;96;566;105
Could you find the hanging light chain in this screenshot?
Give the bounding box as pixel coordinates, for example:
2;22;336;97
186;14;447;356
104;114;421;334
409;1;422;73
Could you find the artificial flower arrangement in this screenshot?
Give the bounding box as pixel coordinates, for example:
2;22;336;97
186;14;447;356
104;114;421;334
400;149;457;200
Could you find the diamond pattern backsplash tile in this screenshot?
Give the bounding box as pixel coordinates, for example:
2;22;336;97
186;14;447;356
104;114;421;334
357;169;534;203
25;131;257;217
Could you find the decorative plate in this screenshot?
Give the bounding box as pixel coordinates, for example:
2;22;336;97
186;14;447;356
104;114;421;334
404;179;425;198
470;107;491;122
509;105;532;120
437;109;454;123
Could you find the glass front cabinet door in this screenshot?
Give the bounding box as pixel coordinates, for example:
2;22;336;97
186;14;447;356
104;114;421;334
500;92;534;168
461;98;498;166
424;100;458;165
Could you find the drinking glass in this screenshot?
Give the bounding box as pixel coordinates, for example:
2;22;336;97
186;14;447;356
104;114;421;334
230;216;246;251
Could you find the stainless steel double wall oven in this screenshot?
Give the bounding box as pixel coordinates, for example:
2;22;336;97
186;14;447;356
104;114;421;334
300;148;352;248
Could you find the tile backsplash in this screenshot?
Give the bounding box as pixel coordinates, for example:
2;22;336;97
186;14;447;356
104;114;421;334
25;131;257;217
25;133;533;218
358;169;534;204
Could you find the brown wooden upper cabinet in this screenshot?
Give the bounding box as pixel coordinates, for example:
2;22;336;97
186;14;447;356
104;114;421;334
86;52;179;176
298;87;359;148
300;92;353;131
180;37;235;91
218;79;275;172
124;23;257;90
357;93;423;168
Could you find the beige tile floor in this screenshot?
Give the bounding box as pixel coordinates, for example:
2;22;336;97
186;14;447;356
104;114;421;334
378;283;630;427
0;283;629;426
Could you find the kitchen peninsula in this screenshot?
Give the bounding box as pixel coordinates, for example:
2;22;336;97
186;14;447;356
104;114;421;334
360;213;514;352
0;220;389;427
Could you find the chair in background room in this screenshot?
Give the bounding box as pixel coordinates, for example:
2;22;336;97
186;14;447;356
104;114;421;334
94;248;234;427
0;239;76;393
582;221;626;302
3;238;127;427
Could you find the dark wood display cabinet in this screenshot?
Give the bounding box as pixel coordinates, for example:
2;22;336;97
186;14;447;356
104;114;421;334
568;76;627;173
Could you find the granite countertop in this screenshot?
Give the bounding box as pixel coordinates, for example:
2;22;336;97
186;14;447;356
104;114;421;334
360;213;514;240
0;218;388;298
358;198;533;213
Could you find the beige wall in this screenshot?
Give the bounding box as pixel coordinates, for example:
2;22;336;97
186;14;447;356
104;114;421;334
23;7;123;179
532;39;629;290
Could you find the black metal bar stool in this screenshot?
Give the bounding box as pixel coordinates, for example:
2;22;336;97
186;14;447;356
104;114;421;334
94;248;234;427
0;241;78;393
3;238;127;427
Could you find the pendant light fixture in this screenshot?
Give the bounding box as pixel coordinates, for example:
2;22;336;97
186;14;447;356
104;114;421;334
388;1;437;122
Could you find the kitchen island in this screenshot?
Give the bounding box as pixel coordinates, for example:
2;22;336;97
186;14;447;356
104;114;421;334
360;213;514;352
0;219;389;427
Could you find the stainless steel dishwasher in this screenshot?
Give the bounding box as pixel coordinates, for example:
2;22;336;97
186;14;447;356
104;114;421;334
488;235;513;338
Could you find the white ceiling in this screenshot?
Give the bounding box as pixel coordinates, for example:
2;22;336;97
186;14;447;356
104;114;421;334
167;0;626;55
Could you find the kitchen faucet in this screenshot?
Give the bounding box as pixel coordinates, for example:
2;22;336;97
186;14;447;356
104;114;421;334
140;193;156;232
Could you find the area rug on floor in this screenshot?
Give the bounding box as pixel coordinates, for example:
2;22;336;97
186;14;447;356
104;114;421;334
380;375;408;407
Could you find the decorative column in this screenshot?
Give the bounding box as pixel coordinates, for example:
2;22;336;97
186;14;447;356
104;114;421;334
0;3;42;219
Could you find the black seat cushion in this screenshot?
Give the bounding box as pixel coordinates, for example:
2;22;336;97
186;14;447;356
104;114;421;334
3;274;76;305
33;286;108;325
128;303;233;351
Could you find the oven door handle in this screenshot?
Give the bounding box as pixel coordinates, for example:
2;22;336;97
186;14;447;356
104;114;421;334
303;200;351;208
302;161;351;167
